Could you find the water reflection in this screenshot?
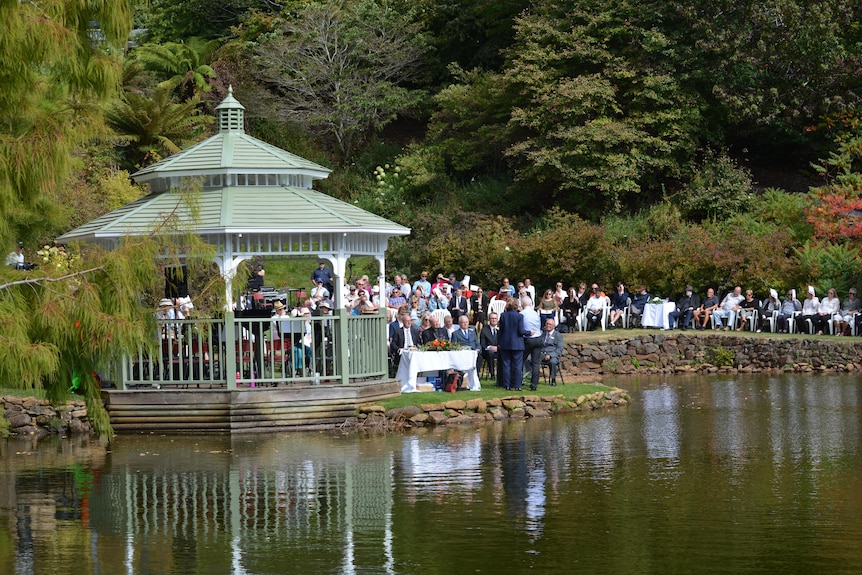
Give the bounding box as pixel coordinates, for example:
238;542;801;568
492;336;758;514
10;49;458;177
1;373;861;574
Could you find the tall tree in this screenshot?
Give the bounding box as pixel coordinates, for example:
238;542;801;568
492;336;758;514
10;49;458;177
0;2;219;437
0;0;131;246
253;0;428;161
501;0;702;213
131;38;219;100
139;0;282;42
106;86;214;169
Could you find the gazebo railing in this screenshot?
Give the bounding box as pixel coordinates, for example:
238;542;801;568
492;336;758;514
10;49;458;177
116;312;388;390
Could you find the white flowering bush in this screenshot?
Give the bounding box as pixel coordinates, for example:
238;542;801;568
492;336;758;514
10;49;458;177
37;244;80;274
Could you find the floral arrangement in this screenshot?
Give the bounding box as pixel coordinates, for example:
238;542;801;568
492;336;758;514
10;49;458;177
420;338;465;352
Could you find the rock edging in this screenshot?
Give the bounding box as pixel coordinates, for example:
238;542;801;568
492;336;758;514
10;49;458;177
349;389;630;429
2;396;93;437
563;333;862;375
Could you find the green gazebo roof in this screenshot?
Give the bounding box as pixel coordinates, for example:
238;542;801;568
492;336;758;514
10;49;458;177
57;86;410;250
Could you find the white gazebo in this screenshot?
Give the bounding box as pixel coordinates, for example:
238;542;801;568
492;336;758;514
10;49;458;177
57;89;409;429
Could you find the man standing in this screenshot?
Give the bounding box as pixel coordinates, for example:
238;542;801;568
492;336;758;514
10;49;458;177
311;261;333;292
520;295;542;391
668;286;700;330
480;311;500;382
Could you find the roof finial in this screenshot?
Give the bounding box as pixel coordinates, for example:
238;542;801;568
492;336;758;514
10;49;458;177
215;85;245;133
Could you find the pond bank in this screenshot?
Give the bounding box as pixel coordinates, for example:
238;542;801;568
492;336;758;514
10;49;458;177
349;388;630;429
1;396;92;437
562;332;862;376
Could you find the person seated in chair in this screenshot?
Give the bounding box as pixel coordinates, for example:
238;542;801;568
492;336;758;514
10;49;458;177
836;287;860;336
629;285;650;327
776;289;802;333
668;286;700;330
480;312;500;380
812;288;840;335
534;318;564;386
692;287;718;329
420;315;449;345
389;310;421;372
713;286;744;330
608;282;630;329
736;289;759;331
448;284;470;323
585;286;606;331
758;289;781;332
311;280;330;304
799;286;820;333
451;314;480;351
561;287;582;331
470;286;489;333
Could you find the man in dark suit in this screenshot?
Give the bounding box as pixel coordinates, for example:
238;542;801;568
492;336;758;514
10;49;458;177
526;317;565;386
668;285;701;330
420;315;449;345
448;285;470;323
389;311;421;371
479;311;500;380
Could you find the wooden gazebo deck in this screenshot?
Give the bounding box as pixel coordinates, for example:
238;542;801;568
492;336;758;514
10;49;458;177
103;379;400;432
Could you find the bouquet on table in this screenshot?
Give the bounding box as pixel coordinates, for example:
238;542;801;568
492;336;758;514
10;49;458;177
420;339;465;352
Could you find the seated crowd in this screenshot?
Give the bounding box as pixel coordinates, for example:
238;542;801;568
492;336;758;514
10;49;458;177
370;271;862;339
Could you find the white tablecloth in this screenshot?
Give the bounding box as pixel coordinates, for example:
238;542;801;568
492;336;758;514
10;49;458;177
396;350;481;393
642;301;676;329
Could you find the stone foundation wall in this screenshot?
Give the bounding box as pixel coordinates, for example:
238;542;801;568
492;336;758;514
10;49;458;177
2;396;93;436
563;333;862;376
351;389;630;428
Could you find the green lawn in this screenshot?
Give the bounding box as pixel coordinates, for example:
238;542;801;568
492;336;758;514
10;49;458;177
376;378;612;410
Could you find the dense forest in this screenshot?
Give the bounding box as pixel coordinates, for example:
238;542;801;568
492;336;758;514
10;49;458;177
1;0;862;420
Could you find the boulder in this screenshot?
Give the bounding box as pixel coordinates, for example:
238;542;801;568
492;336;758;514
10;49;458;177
426;411;448;425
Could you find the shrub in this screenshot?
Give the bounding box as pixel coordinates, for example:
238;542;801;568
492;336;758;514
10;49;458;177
514;208;619;288
794;241;862;295
708;346;735;367
677;149;753;222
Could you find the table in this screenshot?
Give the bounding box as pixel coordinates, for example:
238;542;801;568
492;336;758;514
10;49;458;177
642;301;676;329
396;350;481;393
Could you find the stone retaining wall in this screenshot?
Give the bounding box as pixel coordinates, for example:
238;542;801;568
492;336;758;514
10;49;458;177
2;396;92;436
563;333;862;376
351;389;630;428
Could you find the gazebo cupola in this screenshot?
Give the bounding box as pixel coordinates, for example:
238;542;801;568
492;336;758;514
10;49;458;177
132;86;331;194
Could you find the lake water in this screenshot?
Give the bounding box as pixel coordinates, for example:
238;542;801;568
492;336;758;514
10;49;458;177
1;373;861;575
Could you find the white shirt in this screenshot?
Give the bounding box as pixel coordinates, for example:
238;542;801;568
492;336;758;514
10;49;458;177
586;294;605;312
802;296;820;315
818;296;840;315
6;251;23;267
720;293;745;310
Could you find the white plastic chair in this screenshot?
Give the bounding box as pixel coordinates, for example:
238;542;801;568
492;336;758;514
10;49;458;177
430;309;451;326
488;298;507;317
